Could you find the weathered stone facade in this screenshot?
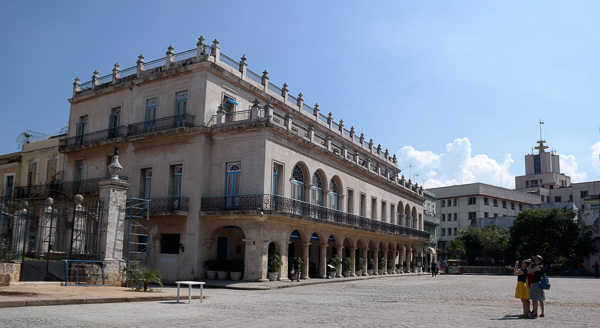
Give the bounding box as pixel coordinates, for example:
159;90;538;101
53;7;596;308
62;37;428;283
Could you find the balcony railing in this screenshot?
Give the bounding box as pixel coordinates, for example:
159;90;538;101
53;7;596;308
12;176;129;199
147;196;190;214
60;114;195;151
200;194;430;240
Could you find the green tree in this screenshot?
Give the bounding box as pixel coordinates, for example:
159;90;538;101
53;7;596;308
446;239;466;259
509;208;579;264
460;226;509;261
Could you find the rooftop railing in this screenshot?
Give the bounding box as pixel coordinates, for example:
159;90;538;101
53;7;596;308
147;196;190;214
11;176;129;199
200;194;430;240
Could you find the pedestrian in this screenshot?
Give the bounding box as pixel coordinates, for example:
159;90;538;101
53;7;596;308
529;255;546;318
594;261;599;278
293;257;301;282
514;259;531;319
431;262;438;277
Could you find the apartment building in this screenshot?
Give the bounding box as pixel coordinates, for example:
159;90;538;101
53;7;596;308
58;37;429;282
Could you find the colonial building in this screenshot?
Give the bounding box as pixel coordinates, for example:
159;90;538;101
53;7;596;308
60;37;429;282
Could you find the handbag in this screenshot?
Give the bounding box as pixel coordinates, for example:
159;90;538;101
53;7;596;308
540;273;551;290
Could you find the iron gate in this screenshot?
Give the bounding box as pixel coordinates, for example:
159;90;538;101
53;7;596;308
0;197;105;281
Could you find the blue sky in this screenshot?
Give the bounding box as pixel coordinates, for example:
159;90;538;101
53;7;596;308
1;1;599;188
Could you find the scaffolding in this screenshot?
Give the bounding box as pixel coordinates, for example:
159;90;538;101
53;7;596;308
125;197;150;286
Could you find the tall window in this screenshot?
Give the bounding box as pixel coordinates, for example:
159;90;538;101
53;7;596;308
533;155;541;174
224;162;241;208
46;159;57;183
141;168;152;198
291;165;305;201
109;107;121;138
76;116;88;145
174;91;188;126
327;179;338;210
223;95;237;123
170;165;183;209
145;98;158;132
272;165;279;195
74;160;84;180
347;189;354;214
4;175;14;199
468;197;476;205
310;172;323;205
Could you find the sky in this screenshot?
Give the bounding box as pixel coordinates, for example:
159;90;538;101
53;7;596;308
1;1;599;189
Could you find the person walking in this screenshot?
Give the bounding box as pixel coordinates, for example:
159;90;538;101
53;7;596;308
431;262;438;277
292;257;301;282
529;255;546;317
514;259;531;319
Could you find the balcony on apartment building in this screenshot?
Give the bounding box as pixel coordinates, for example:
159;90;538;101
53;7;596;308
145;196;190;216
11;176;129;200
200;194;430;240
59;114;196;152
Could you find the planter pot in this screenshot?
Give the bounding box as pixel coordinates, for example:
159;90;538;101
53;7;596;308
378;269;385;275
230;272;243;281
206;270;217;280
355;269;362;276
267;272;278;281
217;271;229;280
388;269;394;274
342;270;350;277
367;269;373;275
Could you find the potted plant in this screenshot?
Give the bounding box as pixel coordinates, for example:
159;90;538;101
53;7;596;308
229;259;244;281
410;261;416;273
396;263;403;274
356;257;365;276
328;255;342;278
378;257;386;275
203;259;217;280
342;257;353;277
268;252;282;281
216;259;229;280
367;258;375;275
387;258;395;274
23;132;32;144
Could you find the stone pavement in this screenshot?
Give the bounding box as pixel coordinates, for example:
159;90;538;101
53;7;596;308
0;272;420;308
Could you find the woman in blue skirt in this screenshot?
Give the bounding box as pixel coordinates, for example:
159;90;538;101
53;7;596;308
529;255;546;318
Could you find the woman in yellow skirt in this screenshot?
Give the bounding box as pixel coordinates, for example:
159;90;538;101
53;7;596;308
514;259;531;319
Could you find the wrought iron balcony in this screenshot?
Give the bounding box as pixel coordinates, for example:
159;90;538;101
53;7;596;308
60;114;195;151
200;194;430;240
11;176;128;199
147;196;190;214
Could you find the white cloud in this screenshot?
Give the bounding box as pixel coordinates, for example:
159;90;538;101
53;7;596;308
396;137;515;189
591;141;600;176
559;154;587;183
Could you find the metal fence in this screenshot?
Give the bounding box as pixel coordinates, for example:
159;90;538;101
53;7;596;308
200;194;429;240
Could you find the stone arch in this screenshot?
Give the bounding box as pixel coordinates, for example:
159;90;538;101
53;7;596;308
328;175;343;210
397;200;404;225
411;206;418;229
310;168;327;206
404;203;411;227
290;162;309;201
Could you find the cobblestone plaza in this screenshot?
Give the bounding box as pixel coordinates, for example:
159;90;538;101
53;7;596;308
1;274;599;327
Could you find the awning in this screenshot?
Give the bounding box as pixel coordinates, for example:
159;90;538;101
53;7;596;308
226;98;238;105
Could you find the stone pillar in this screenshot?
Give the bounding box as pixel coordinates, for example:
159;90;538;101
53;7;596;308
368;139;374;153
263;99;272;120
307;123;314;143
297;93;304;111
373;248;379;275
73;77;80;96
281;83;288;102
319;243;327;278
409;247;414;272
239;54;247;79
361;248;368;276
301;242;310;279
196;36;207;61
211;39;220;63
280;241;290;282
98;179;129;286
327;112;333;130
261;70;269;93
339;119;344;134
313;103;320;121
165;45;174;68
349;126;355;140
250;98;260;120
342;145;348;160
325;135;331;152
354;150;360;165
401;247;407;273
284;111;293;131
382;249;388;274
91;70;99;90
350;247;356;276
112;63;120;84
336;246;343;277
136;54;145;78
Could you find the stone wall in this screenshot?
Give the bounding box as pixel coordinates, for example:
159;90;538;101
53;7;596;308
0;262;21;286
